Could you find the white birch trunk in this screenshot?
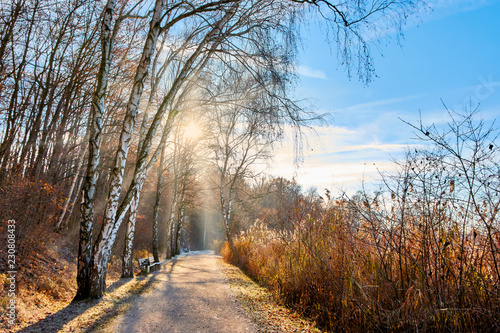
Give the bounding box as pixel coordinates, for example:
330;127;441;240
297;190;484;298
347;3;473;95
168;198;178;258
88;0;164;298
88;4;236;298
220;189;235;253
152;148;165;262
121;189;141;278
121;170;148;277
75;0;116;301
175;207;185;255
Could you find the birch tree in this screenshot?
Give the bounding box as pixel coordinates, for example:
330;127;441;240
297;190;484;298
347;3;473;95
206;78;282;252
119;30;207;275
171;123;200;256
83;1;244;298
75;0;120;300
151;146;166;262
120;106;178;277
74;0;423;299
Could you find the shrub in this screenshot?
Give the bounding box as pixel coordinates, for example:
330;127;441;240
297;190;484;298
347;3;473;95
224;112;500;332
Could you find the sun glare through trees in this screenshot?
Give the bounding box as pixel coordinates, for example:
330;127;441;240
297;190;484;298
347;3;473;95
183;121;204;142
1;0;499;332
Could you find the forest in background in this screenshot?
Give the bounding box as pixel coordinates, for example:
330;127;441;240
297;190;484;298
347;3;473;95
1;0;499;332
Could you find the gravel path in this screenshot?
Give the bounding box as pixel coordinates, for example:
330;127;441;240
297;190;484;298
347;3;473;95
107;251;257;333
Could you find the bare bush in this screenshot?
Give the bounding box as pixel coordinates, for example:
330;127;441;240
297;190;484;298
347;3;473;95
226;110;500;332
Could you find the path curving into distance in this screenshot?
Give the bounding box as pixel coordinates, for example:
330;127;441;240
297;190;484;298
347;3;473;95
108;251;257;333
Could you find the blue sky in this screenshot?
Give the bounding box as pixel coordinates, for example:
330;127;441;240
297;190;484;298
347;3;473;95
270;0;500;195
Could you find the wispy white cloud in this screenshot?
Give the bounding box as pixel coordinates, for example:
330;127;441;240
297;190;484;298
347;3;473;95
334;94;423;114
269;157;400;195
296;65;327;80
325;143;411;155
266;122;413;194
279;0;500;194
456;79;500;95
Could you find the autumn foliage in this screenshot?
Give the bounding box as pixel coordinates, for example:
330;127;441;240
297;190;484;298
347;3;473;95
224;112;500;332
0;175;65;263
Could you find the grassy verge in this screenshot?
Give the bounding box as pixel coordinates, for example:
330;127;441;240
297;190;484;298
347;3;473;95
218;258;323;333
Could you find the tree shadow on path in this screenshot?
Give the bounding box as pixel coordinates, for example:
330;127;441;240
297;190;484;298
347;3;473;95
17;259;177;333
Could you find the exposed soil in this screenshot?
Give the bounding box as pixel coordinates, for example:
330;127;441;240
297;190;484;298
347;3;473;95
8;251;322;333
104;250;257;332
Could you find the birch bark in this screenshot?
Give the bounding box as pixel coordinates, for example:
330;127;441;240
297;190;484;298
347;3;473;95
121;186;142;278
74;0;116;301
88;0;164;298
152;147;165;262
88;2;238;298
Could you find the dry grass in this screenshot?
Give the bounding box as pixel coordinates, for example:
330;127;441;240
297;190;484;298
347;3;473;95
1;241;77;331
217;111;500;332
218;258;323;333
224;211;500;332
0;237;173;333
3;261;174;333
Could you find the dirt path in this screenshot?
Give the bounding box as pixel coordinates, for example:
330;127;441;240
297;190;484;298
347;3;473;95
106;251;257;333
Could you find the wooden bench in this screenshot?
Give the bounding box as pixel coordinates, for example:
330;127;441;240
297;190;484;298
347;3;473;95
137;256;160;275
